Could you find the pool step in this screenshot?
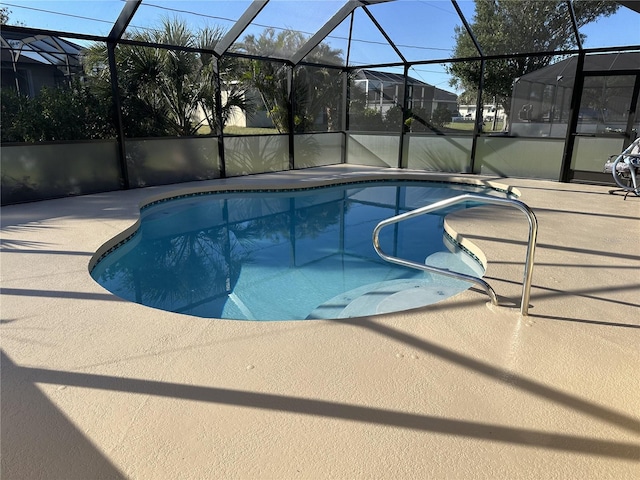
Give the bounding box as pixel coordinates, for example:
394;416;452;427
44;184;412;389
307;250;483;320
306;278;469;320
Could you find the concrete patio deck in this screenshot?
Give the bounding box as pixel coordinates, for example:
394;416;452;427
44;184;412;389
1;166;639;479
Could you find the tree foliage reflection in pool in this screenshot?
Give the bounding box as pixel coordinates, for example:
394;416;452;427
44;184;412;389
91;181;507;320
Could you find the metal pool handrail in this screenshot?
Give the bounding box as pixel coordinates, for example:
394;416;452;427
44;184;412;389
372;194;538;316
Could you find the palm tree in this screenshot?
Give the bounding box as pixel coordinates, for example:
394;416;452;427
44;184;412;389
239;28;344;133
197;26;255;134
83;18;253;137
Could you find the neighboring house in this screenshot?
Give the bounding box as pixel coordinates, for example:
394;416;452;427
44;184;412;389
1;31;83;97
457;104;505;122
223;87;275;129
353;69;458;116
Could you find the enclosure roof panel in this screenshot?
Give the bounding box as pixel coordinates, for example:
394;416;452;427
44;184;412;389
455;0;580;56
2;1;125;37
0;31;83;66
578;3;640;49
229;0;351;61
121;1;254;48
1;0;638;69
516;51;640;85
342;5;404;67
364;0;474;62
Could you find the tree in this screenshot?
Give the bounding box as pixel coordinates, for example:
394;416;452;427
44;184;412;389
1;7;25;26
447;0;619;124
197;27;256;134
239;28;344;133
431;105;454;128
83;18;253;137
1;88;34;142
1;7;10;24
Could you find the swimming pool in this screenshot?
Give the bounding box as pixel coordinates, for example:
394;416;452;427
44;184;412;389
91;180;512;320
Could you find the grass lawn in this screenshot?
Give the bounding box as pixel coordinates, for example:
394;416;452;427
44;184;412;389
224;126;280;135
198;124;506;135
444;121;505;132
197;125;280;135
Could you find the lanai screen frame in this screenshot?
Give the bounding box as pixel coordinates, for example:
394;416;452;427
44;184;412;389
1;0;639;202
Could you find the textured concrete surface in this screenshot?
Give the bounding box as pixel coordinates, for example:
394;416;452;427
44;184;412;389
1;166;639;479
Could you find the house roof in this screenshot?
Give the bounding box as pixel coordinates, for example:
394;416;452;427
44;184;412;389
355;69;431;87
433;86;457;102
356;69;457;102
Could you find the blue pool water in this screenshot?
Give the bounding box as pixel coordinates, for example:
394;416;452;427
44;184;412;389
91;181;509;320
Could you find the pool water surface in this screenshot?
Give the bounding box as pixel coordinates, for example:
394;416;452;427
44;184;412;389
91;181;508;320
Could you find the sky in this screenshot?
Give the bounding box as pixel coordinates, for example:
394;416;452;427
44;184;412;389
3;0;639;92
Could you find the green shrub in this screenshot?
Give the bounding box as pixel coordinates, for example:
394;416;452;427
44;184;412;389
1;82;115;143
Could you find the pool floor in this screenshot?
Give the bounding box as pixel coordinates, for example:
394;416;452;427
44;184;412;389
91;181;497;320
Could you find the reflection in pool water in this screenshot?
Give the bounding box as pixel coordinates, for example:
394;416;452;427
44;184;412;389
91;181;507;320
